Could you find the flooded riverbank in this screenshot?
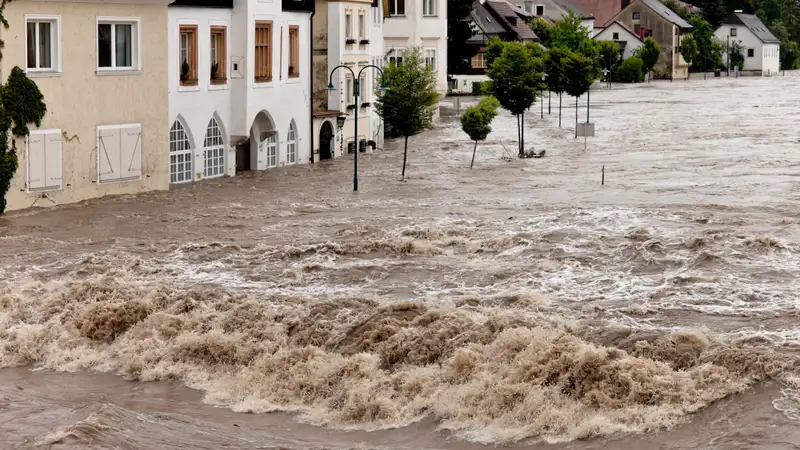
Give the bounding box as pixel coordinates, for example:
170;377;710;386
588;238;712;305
2;74;800;449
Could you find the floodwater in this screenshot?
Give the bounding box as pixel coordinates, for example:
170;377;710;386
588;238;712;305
2;74;800;449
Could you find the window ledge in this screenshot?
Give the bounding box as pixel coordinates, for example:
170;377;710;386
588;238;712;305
388;15;406;18
210;78;227;85
208;83;229;91
253;81;275;89
25;71;63;78
96;69;142;76
288;73;300;78
178;85;201;92
422;15;439;18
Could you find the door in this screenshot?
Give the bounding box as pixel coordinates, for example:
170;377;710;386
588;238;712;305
319;121;333;160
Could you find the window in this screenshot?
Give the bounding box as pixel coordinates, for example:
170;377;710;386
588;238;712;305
179;25;198;86
98;124;142;183
286;122;297;164
389;0;405;16
388;48;404;65
345;76;354;107
471;52;486;68
255;21;273;82
263;134;277;168
346;13;352;40
372;4;381;26
204;118;225;178
632;12;640;20
425;48;436;71
210;26;227;84
168;120;193;183
26;130;62;192
97;18;139;71
730;27;737;37
289;26;299;77
423;0;436;16
359;14;366;40
359;74;367;103
535;5;544;16
612;32;619;40
523;1;533;13
26;16;59;72
748;48;754;57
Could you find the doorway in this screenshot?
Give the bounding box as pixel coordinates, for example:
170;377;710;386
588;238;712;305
319;121;334;161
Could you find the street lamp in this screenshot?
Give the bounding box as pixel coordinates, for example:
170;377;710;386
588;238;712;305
541;72;547;119
336;115;346;129
599;56;611;88
328;64;388;192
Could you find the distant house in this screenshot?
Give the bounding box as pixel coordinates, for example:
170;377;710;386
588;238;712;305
714;12;781;76
451;0;539;93
513;0;595;32
607;0;692;79
593;20;643;61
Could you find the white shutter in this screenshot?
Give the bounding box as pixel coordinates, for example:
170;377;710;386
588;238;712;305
98;127;121;183
27;133;46;191
45;132;63;190
121;125;142;180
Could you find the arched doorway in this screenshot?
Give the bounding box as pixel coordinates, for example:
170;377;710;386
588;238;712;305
319;121;334;161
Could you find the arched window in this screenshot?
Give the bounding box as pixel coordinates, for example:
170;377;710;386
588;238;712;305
169;120;192;183
203;117;225;178
264;134;277;168
287;121;297;164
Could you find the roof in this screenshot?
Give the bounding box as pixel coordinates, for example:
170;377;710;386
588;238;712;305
557;0;595;19
470;0;508;36
594;20;644;42
637;0;693;29
724;13;780;44
470;0;539;42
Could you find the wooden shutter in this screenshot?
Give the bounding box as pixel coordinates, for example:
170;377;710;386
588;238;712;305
45;132;63;189
27;133;46;191
121;125;142;180
98;127;121;183
289;26;299;77
255;21;272;82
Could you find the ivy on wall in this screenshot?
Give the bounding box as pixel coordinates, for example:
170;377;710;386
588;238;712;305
0;0;48;214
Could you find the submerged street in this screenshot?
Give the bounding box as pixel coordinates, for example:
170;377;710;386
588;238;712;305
2;74;800;449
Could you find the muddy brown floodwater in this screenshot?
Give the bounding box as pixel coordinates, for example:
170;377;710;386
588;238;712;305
2;75;800;450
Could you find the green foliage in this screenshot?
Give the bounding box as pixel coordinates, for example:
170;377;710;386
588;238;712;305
470;80;486;95
447;0;478;75
577;38;601;79
549;12;590;51
729;41;745;70
680;34;698;66
562;51;594;98
637;37;661;75
485;37;505;69
596;40;622;76
485;41;544;116
0;2;48;215
375;46;439;138
460;96;499;142
543;46;569;94
613;57;645;83
686;15;723;71
781;41;800;70
529;18;552;47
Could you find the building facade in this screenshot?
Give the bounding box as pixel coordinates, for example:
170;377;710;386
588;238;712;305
168;0;314;185
593;20;643;61
4;0;170;212
714;12;780;76
384;0;448;95
515;0;594;32
609;0;691;79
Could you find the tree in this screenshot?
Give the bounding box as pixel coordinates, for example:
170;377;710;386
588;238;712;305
549;12;590;51
614;57;645;83
562;51;594;138
728;41;745;70
375;47;439;181
637;37;661;80
0;5;48;215
680;34;698;66
447;0;477;75
485;41;544;157
461;97;500;169
485;37;505;69
595;40;623;79
687;15;722;74
544;47;568;128
529;18;553;47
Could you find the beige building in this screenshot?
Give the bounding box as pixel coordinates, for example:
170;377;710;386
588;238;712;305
3;0;169;212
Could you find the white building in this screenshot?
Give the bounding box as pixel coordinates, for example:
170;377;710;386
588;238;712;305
593;21;643;61
168;0;314;185
369;0;386;150
714;12;780;76
383;0;448;95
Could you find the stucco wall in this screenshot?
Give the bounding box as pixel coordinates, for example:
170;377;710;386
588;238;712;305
4;0;169;212
615;5;688;78
714;25;780;75
593;23;643;60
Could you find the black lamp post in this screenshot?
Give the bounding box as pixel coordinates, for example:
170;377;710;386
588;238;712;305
541;72;547;119
328;64;388;192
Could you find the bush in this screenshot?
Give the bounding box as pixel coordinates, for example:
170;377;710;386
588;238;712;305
614;57;644;83
471;81;485;95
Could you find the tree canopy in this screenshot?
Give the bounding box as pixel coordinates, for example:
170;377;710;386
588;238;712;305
461;97;500;169
637;37;661;76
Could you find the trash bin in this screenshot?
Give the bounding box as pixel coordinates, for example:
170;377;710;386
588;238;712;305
714;68;721;77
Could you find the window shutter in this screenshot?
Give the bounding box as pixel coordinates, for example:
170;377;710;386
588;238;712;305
27;133;46;191
121;125;142;179
98;127;121;183
45;132;63;189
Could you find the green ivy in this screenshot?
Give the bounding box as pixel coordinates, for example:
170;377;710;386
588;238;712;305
0;0;48;214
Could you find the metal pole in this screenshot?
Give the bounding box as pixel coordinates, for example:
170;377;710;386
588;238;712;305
586;86;590;123
541;95;543;119
353;78;359;191
548;90;551;114
727;35;730;76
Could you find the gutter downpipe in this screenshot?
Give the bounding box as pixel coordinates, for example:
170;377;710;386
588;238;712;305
309;5;316;164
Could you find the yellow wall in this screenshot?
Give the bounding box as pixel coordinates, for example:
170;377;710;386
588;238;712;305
3;1;169;211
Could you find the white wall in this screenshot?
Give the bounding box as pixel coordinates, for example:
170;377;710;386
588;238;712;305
169;6;235;180
714;24;779;75
762;43;780;75
383;0;448;94
593;22;643;60
369;0;385;148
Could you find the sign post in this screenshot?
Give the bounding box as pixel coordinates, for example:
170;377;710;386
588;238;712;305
576;122;595;151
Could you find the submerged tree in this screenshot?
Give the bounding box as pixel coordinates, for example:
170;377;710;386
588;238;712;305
562;51;594;138
485;41;544;157
0;2;48;214
637;37;661;80
460;96;500;169
375;46;439;182
543;46;568;128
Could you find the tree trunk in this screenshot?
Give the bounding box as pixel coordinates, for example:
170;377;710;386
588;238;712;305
401;135;409;181
520;111;525;157
558;94;562;128
575;95;578;139
470;140;478;169
516;114;521;156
